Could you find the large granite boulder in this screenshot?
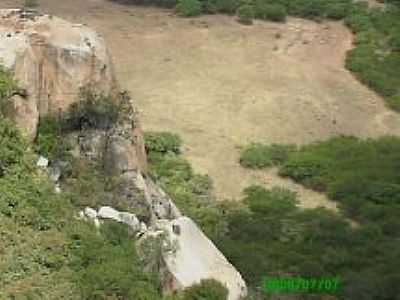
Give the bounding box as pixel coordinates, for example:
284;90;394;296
0;9;117;140
150;217;248;300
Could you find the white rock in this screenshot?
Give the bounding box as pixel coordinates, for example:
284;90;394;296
78;211;85;219
156;217;247;300
54;184;62;194
140;222;148;232
98;206;121;221
36;156;49;168
119;212;140;231
84;207;98;219
93;218;101;228
97;206;141;232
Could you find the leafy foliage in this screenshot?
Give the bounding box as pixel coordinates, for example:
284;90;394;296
69;221;161;300
144;131;182;154
0;114;161;299
254;2;287;22
176;0;203;17
24;0;39;8
182;279;228;300
0;119;31;176
216;184;400;300
35;115;72;161
61;89;121;132
0;66;18;115
237;5;255;25
345;3;400;110
240;143;295;168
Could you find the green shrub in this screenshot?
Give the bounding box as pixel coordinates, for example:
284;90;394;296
240;143;295;169
35;115;70;160
237;5;254;25
0;66;17;114
219;0;241;14
254;2;287;22
0;118;31;176
279;136;400;223
387;95;400;111
176;0;203;17
68;221;161;300
243;185;298;216
183;279;228;300
326;3;349;19
24;0;38;8
62;90;120;132
144;131;182;154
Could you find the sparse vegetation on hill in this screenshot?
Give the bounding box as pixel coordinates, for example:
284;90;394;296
240;143;295;168
111;0;400;112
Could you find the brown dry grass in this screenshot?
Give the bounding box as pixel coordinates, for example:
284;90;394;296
2;0;400;210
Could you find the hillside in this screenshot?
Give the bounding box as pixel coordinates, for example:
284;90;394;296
1;0;400;300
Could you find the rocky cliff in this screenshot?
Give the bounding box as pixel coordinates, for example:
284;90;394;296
0;9;117;140
0;8;247;300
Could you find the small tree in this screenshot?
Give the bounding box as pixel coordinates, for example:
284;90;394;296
183;279;228;300
176;0;203;17
24;0;38;8
254;3;287;22
237;5;254;25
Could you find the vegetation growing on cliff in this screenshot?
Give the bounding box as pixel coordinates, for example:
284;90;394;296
0;116;165;299
0;66;18;115
145;132;225;239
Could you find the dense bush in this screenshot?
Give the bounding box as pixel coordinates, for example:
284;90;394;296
24;0;38;7
61;90;121;132
279;136;400;223
0;66;17;114
144;131;182;154
345;3;400;110
237;5;255;25
35;115;72;161
0;119;31;176
69;220;161;300
182;279;228;300
176;0;203;17
110;0;177;8
215;184;400;300
233;136;400;299
240;143;295;168
254;2;287;22
217;0;240;14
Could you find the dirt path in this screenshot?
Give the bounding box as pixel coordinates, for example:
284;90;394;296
3;0;400;210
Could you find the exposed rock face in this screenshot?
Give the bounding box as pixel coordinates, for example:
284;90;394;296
10;9;248;299
0;9;117;140
148;217;248;300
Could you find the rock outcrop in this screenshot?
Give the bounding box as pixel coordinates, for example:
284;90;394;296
7;8;248;299
0;9;117;140
146;217;248;300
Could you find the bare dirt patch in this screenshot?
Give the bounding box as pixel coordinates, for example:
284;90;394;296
3;0;400;210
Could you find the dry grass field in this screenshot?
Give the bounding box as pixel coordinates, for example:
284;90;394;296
3;0;399;210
